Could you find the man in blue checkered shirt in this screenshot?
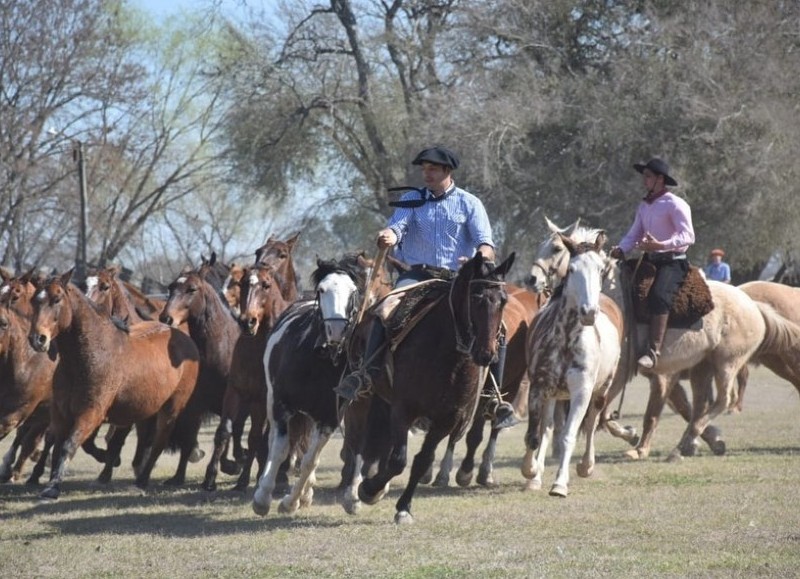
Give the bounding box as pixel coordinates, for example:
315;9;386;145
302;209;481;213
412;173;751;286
335;146;507;415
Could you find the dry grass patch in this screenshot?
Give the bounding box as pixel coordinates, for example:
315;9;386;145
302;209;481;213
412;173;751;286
2;367;800;577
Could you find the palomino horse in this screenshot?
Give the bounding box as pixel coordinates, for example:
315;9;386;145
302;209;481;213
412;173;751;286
356;252;515;523
202;263;289;492
522;232;622;496
29;271;200;499
733;281;800;412
532;220;797;459
252;253;378;517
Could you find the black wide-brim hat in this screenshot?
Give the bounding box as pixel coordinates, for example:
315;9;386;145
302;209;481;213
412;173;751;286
633;157;678;187
412;146;460;170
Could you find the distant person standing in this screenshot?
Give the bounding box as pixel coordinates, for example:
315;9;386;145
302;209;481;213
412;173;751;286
704;248;731;283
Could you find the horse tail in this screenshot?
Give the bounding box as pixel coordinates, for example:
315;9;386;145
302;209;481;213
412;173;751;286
752;302;800;362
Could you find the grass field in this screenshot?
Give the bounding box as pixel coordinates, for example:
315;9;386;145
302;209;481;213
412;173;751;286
2;367;799;578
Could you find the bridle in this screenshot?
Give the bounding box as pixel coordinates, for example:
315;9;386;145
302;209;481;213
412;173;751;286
449;277;506;355
316;282;361;363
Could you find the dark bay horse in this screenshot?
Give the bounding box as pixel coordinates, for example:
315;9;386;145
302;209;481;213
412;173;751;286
252;253;375;517
202;263;290;492
356;252;515;523
160;268;244;485
29;271;200;499
430;282;546;488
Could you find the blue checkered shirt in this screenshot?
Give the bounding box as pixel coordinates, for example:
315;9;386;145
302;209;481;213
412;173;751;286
387;185;494;271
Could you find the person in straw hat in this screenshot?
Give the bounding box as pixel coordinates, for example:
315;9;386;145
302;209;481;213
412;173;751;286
704;248;731;283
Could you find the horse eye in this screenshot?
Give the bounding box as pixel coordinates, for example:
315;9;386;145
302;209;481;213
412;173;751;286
100;283;110;291
0;319;8;329
187;286;198;293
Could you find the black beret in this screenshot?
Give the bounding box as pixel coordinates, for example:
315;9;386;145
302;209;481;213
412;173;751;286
633;157;678;187
411;146;460;170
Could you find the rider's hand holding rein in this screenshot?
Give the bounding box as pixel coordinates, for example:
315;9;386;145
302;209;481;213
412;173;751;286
376;228;398;249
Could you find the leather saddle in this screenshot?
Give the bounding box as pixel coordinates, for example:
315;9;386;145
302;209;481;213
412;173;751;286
627;259;715;327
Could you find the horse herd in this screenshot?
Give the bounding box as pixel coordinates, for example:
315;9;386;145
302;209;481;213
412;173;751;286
1;221;799;523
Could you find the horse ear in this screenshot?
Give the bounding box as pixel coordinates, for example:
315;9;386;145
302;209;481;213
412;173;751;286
286;231;301;253
558;232;577;255
209;252;217;266
109;264;121;277
0;266;11;283
492;252;516;278
594;230;608;251
566;218;581;236
61;268;74;286
545;216;561;234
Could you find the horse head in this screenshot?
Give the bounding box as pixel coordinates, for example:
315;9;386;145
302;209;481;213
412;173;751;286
310;254;365;354
221;262;245;316
452;251;515;366
161;270;208;327
559;231;608;326
238;265;285;336
85;265;121;317
198;251;231;292
254;232;301;302
29;270;75;353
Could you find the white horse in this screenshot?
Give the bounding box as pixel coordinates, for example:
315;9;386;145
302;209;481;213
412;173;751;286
521;231;622;496
531;218;798;459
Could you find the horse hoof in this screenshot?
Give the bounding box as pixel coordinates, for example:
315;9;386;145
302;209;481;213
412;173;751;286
202;480;217;492
357;482;382;506
419;471;433;485
431;472;449;488
666;449;684;463
252;498;271;517
220;459;242;476
188;447;205;463
0;470;12;484
232;483;248;494
476;469;495;488
394;510;414;524
456;469;473;488
680;442;699;457
549;484;568;498
624;448;643;461
39;485;60;500
522;479;542;492
299;488;314;508
711;439;726;456
278;496;298;514
576;462;593;478
521;464;536;480
342;494;361;515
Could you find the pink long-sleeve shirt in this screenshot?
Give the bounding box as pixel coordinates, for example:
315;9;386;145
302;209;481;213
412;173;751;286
618;191;695;255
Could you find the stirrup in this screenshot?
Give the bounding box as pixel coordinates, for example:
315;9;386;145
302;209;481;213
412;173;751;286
334;372;373;401
492;401;520;430
637;348;659;370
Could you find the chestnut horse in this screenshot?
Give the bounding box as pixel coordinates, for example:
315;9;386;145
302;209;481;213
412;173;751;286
29;271;200;499
254;232;301;302
356;252;515;523
252;253;378;517
0;274;57;482
202;263;289;492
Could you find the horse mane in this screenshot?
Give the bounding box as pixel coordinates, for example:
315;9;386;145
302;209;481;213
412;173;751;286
310;253;368;292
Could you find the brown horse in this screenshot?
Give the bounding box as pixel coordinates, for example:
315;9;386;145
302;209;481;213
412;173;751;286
254;232;301;303
0;274;57;482
202;263;290;492
86;266;166;323
29;271;200;499
356;252;515;523
430;283;546;488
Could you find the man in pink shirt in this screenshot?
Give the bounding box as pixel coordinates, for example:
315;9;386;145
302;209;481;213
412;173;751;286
610;158;695;370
